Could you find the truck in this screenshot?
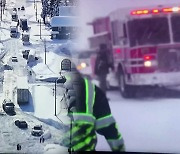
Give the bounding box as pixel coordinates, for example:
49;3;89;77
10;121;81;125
2;70;15;114
50;16;79;39
10;21;18;38
17;76;29;104
88;4;180;97
22;49;30;59
22;31;30;45
11;11;18;22
19;15;29;31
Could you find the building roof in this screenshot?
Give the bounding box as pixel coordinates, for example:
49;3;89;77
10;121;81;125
50;16;79;27
59;6;78;16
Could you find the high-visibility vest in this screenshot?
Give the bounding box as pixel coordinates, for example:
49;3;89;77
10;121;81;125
63;74;124;151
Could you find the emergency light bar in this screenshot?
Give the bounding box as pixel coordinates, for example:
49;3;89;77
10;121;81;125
131;7;180;15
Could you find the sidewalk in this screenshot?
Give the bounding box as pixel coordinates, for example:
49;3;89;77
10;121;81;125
0;5;12;42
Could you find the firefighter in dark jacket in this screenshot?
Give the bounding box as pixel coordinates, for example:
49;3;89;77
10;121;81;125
62;65;125;152
95;44;114;93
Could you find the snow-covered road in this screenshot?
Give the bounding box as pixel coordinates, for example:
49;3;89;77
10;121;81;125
97;88;180;153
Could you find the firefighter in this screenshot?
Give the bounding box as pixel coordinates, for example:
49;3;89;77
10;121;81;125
62;62;125;152
94;44;114;93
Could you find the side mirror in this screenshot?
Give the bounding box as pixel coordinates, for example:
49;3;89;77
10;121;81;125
61;59;71;71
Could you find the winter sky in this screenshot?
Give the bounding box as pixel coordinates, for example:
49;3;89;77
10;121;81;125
78;0;180;49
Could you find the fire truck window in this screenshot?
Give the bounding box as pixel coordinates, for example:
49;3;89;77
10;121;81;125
128;17;170;47
111;20;119;45
171;15;180;42
123;23;127;38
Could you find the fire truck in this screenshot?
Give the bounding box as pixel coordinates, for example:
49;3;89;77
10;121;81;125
88;5;180;97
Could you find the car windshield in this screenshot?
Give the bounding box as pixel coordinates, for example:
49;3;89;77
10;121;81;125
128;17;170;47
6;103;14;106
21;121;26;123
34;126;41;130
11;30;16;33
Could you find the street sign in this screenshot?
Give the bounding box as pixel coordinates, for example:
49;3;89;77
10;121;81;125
61;59;71;71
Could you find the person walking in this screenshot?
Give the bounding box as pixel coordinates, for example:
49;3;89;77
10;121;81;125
42;137;45;143
62;63;125;152
95;44;114;93
40;137;42;143
17;144;21;150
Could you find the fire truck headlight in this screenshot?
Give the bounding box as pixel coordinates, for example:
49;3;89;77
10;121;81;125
144;61;152;67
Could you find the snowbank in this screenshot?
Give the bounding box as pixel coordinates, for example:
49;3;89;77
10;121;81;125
41;129;51;140
44;144;68;154
54;40;79;56
32;63;56;76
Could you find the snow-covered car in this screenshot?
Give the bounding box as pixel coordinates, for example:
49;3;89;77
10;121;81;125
2;99;15;114
11;56;18;62
31;125;43;136
4;64;13;70
15;120;28;129
21;6;25;11
13;8;17;12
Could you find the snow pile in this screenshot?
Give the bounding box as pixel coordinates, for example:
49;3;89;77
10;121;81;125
33;86;55;119
54;40;79;57
32;63;56;76
44;144;68;154
41;130;51;140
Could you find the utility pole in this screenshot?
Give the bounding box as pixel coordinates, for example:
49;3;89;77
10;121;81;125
54;80;57;116
35;2;37;21
40;19;41;39
44;38;46;64
0;0;2;21
2;0;5;14
34;0;35;9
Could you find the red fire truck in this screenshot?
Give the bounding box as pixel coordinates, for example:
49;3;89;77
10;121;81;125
88;5;180;97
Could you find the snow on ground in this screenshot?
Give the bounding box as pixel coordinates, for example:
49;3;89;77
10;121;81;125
0;108;67;153
0;0;71;153
44;144;68;154
96;90;180;153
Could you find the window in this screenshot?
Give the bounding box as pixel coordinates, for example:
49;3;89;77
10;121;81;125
111;20;119;45
128;17;170;47
171;15;180;42
52;27;58;31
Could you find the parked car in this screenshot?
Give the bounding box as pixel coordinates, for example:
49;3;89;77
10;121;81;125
11;56;18;62
4;64;13;70
31;125;43;136
21;6;25;11
13;8;17;12
2;99;15;115
15;120;28;129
